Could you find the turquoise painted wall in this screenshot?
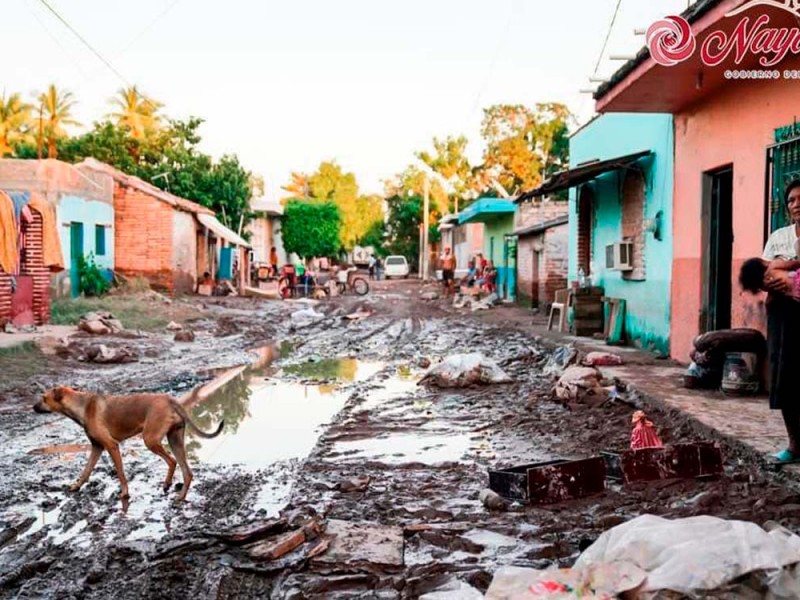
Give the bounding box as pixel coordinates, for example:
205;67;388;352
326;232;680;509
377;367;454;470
568;114;674;355
483;214;516;300
57;195;114;275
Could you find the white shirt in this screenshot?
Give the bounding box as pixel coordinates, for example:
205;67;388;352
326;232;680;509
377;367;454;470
763;224;799;260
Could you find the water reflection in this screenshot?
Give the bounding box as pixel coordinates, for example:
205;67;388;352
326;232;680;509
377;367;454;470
183;350;384;467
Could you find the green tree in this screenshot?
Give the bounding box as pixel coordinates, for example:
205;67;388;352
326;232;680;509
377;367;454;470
53;118;254;232
38;84;79;159
0;92;33;157
415;135;481;210
108;86;163;140
480;102;571;195
282;199;341;258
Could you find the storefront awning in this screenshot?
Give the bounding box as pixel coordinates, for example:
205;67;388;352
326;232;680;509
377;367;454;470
197;213;251;248
458;197;516;225
516;150;652;202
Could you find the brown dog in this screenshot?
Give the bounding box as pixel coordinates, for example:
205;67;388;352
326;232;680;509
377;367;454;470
33;386;223;501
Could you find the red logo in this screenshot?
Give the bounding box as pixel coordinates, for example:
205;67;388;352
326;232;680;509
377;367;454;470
647;16;697;66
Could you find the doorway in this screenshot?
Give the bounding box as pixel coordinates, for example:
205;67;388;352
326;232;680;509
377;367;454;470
70;222;84;298
702;166;734;332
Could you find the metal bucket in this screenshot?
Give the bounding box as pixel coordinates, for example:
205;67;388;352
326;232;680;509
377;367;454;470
721;352;760;395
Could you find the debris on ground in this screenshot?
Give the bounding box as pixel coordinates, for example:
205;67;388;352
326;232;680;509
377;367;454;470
581;351;623;367
418;353;513;387
291;308;325;329
553;366;606;403
78;311;124;335
479;488;508;512
420;578;484;599
336;475;371;493
575;514;800;596
166;321;183;331
420;290;440;301
485;563;646;599
311;520;404;569
630;410;663;450
542;344;579;376
213;281;238;297
174;330;196;343
83;344;138;364
345;309;372;321
684;328;766;389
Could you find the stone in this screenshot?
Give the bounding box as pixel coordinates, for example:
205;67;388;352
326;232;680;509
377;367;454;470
174;330;195;343
420;291;440;301
312;520;404;569
166;321;183;331
336;475;371;493
79;320;111;336
3;323;17;334
479;488;508;512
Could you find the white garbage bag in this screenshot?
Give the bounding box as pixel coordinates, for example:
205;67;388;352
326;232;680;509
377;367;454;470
485;563;646;599
575;514;800;595
418;353;513;387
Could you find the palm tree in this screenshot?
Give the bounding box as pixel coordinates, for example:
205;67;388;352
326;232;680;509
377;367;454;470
38;84;80;159
0;92;33;157
108;86;162;140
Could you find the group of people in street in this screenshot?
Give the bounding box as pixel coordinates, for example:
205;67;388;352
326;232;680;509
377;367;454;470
438;247;497;296
368;254;383;280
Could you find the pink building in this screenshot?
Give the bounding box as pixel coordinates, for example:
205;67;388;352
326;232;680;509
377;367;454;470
595;0;800;361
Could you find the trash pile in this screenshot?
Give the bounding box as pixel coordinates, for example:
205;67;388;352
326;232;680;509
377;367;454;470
452;292;499;311
82;343;138;364
683;328;765;391
78;311;124;335
417;353;513;388
486;515;800;598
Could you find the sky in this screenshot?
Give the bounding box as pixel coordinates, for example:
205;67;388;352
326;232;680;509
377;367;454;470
5;0;693;199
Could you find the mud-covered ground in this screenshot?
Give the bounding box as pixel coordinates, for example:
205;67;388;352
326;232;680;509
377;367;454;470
1;280;799;599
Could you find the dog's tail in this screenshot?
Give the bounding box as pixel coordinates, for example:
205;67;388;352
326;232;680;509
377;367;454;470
171;401;224;438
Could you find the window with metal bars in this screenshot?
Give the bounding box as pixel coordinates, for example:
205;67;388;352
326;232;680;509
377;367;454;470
766;123;800;241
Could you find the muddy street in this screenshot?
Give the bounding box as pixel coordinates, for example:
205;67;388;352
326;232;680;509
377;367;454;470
1;281;800;598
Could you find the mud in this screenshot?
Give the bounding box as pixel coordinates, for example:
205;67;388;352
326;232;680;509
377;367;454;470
1;280;799;598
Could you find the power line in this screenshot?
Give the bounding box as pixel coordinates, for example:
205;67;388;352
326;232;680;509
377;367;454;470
21;0;88;78
592;0;624;76
36;0;130;87
116;0;182;59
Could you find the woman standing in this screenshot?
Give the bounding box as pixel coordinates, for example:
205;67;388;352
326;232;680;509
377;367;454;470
763;180;800;464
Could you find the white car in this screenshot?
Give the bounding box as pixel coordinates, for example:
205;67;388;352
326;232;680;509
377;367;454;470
383;255;410;279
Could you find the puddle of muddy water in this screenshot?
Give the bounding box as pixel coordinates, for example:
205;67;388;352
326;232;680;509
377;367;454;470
187;357;385;468
325;432;472;465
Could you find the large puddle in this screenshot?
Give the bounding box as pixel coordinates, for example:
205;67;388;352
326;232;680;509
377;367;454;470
184;350;385;468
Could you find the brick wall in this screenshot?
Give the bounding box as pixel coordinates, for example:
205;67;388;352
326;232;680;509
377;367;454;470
542;224;569;306
0;274;10;326
0;209;51;325
114;183;176;293
577;187;593;274
621;171;646;281
515;198;569;230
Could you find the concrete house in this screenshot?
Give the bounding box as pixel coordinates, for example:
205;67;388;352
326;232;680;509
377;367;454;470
512;198;569;310
518;114;674;355
0;158;113;299
437;214;484;278
247;196;285;267
457;197;518;300
593;0;800;360
79;159;250;295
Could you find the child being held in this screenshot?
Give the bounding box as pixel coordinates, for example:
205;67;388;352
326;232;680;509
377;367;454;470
739;257;800;297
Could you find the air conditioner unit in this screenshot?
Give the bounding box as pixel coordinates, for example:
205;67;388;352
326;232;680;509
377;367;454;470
606;241;634;271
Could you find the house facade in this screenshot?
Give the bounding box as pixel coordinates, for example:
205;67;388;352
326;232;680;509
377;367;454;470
248;197;286;267
0;159;113;298
513;198;569;309
79;159;250;295
457;197;518;300
594;0;800;361
438;214;484;277
517;113;674;355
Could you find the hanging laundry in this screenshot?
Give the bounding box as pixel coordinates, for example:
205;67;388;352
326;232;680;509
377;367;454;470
27;193;64;271
7;191;31;224
0;191;17;275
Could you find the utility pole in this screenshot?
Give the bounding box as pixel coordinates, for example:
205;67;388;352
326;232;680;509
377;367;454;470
422;176;430;281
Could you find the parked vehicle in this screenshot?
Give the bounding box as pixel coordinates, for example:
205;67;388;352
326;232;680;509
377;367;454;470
384;255;409;279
